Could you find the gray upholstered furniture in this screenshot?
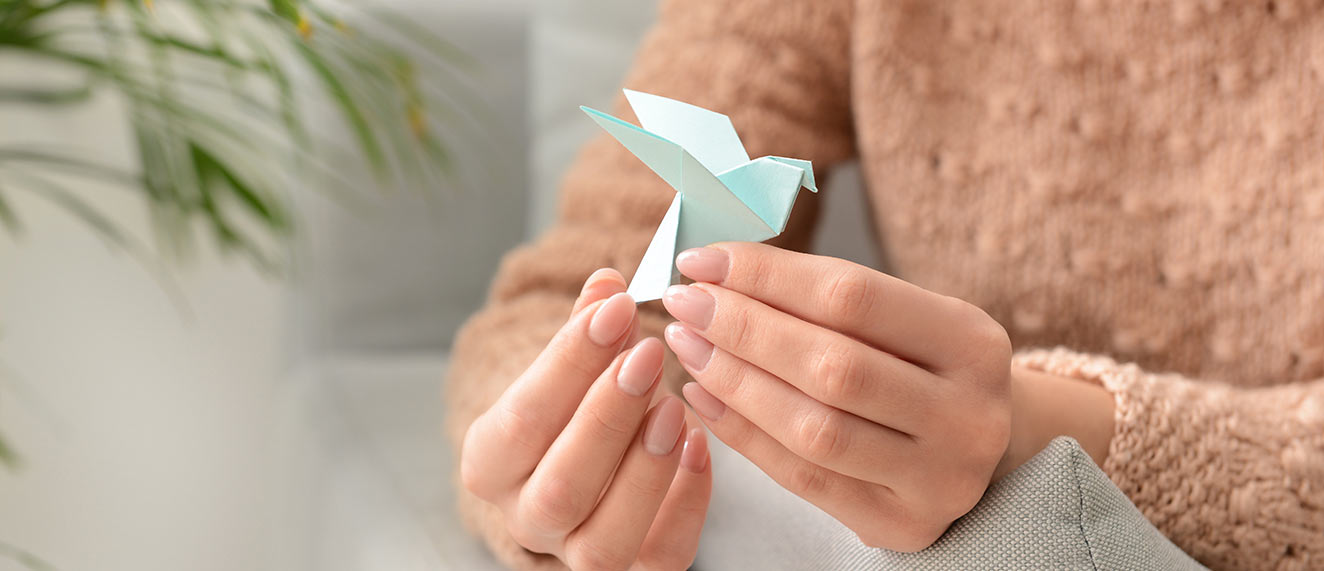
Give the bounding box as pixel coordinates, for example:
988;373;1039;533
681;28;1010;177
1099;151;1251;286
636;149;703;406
699;437;1202;570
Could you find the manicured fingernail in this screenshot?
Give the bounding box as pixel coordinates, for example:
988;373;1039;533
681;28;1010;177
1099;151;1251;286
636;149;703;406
617;338;663;396
581;268;623;293
665;322;713;372
682;382;726;421
644;397;685;456
676;248;729;283
578;268;624;305
662;285;715;329
680;427;709;473
589;292;636;346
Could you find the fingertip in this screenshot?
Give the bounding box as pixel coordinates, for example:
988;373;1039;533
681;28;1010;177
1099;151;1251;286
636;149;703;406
617;337;664;397
675;247;729;284
584;267;627;289
588;292;637;347
680;427;709;473
653;394;686;422
681;382;726;422
664;322;714;373
630;336;666;362
574;268;628;314
644;396;687;456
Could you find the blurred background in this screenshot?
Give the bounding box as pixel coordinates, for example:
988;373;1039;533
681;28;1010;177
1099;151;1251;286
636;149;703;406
0;1;873;569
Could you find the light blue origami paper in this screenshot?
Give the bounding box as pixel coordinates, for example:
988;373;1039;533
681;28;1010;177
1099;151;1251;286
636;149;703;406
581;90;818;302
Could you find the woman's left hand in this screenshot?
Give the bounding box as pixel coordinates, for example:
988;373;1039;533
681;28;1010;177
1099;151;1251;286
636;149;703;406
662;242;1013;552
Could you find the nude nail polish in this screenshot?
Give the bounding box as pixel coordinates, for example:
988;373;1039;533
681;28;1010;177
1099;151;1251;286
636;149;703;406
680;428;709;473
682;382;726;422
617;338;663;396
665;322;714;372
644;397;685;456
588;292;635;346
676;248;729;283
663;285;715;330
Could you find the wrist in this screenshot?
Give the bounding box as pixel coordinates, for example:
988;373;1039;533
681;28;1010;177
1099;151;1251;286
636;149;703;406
992;366;1115;482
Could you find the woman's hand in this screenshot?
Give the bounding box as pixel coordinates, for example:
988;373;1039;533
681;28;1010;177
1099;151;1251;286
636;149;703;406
663;243;1012;552
461;269;712;570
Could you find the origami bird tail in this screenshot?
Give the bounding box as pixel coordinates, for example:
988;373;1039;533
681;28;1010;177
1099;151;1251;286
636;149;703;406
766;157;818;193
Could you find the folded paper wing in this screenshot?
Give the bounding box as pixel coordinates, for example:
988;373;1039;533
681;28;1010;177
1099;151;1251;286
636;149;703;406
581;90;818;302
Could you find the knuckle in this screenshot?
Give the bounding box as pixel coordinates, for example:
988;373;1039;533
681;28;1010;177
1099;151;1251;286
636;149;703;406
494;404;547;453
578;401;639;443
859;524;942;553
723;417;758;451
824;268;875;326
972;317;1013;363
459;422;490;497
635;544;694;571
948;475;990;516
853;502;947;552
567;538;634;571
935;295;976;327
627;471;674;499
705;352;739;394
796;409;851;465
519;475;589;535
926;474;976;518
786;461;832;497
713;354;761;403
971;406;1012;461
854;528;891;550
719;303;757;351
548;345;607;384
949;300;1012;370
731;246;770;291
458;454;489;499
921;458;994;519
813;342;864;404
505;519;548;554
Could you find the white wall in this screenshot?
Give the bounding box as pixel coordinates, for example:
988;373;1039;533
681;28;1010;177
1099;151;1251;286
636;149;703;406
0;95;283;570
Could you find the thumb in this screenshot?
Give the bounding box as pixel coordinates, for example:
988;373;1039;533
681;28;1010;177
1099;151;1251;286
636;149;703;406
572;268;628;315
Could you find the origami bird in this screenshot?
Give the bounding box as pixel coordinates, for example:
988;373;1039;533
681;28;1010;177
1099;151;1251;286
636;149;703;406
581;90;818;303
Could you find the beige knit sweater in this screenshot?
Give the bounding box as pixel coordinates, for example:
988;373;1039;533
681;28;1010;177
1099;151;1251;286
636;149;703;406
444;1;1324;569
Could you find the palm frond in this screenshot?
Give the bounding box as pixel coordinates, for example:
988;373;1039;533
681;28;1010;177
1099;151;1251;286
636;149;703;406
0;0;468;266
0;541;55;571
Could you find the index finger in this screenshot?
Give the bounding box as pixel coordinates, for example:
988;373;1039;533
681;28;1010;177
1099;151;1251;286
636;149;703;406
462;276;636;498
676;242;987;371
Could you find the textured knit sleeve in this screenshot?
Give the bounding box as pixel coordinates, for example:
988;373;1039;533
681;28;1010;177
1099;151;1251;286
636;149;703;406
443;1;856;568
1014;348;1324;571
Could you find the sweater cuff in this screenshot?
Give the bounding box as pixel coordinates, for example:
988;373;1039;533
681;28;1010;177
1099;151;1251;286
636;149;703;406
1011;347;1156;481
1011;347;1324;570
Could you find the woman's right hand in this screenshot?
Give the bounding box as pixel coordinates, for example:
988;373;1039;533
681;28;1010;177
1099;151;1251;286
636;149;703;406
460;268;713;571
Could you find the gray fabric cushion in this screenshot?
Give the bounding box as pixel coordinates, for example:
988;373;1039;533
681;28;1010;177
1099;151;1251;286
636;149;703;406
697;436;1204;570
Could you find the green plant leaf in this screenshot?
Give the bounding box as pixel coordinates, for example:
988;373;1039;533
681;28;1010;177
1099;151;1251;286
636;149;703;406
2;0;469;265
0;148;140;186
4;170;144;255
0;540;55;571
292;39;387;174
0;430;18;470
0;183;23;237
268;0;301;25
189;143;289;232
0;434;16;468
350;4;474;71
0;84;92;105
